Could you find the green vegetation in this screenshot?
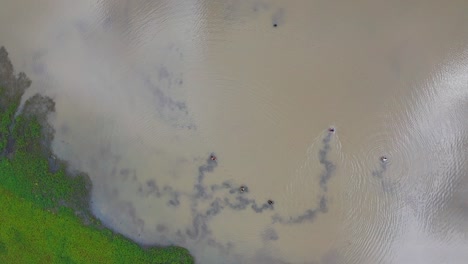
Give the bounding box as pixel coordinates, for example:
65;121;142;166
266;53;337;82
0;46;194;263
0;187;192;264
0;100;18;150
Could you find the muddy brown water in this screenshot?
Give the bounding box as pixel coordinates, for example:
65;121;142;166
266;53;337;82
2;0;468;263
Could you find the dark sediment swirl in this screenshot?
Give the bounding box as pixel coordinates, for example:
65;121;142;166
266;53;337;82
272;132;336;225
146;131;337;240
371;159;388;179
319;133;336;192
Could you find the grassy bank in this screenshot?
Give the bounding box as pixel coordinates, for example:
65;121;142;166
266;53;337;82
0;46;194;264
0;186;192;264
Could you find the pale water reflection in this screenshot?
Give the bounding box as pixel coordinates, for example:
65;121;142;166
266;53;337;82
1;0;468;263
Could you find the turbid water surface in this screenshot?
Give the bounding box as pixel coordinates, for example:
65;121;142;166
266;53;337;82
2;0;468;263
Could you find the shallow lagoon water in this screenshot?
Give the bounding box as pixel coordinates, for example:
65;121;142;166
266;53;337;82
2;0;468;263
